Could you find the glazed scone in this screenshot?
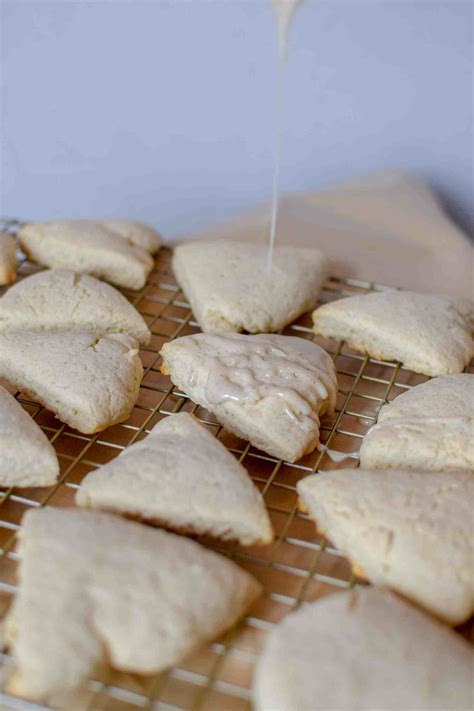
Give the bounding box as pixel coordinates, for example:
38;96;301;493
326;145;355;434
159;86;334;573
253;588;474;711
0;232;17;285
160;333;338;463
359;374;474;471
312;290;473;376
0;385;59;487
18;221;157;290
0;331;143;433
77;412;273;545
5;508;261;700
297;469;474;625
0;269;150;344
173;240;328;334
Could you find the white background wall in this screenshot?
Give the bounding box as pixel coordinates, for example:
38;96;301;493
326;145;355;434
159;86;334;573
1;0;472;238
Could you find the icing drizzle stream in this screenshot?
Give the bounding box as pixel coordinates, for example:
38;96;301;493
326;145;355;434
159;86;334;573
267;0;302;271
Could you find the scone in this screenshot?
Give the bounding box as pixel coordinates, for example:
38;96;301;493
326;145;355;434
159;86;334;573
173;240;328;333
18;220;159;290
0;269;150;344
0;232;17;285
100;219;161;253
359;374;474;471
0;331;143;433
77;412;273;545
160;333;338;462
312;290;473;376
297;468;474;625
253;588;474;711
5;508;261;700
0;385;59;487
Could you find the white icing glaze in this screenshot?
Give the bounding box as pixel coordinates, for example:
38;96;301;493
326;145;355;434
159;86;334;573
269;0;302;60
197;333;337;433
358;416;375;426
267;0;302;271
316;443;360;463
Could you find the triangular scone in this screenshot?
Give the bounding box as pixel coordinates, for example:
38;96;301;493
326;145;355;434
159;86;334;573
0;269;150;344
100;219;161;253
77;412;273;545
160;333;337;463
312;290;473;376
173;241;328;334
0;386;59;487
253;588;474;711
18;221;158;290
0;331;143;433
0;232;17;286
5;508;261;700
297;469;474;625
360;374;474;471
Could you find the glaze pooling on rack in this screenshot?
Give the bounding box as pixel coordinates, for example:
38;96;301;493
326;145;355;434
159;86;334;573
197;333;338;433
316;443;360;463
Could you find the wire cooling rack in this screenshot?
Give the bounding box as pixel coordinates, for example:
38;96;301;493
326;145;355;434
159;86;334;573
0;231;472;711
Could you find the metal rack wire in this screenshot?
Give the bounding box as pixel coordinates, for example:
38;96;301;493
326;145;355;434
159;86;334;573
0;236;471;711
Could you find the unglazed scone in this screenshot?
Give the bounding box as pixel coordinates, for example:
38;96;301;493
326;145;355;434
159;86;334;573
0;233;17;285
160;333;338;462
312;290;473;376
359;374;474;471
0;331;143;433
297;468;474;625
77;412;273;545
5;508;261;700
253;588;474;711
0;269;150;344
0;385;59;487
100;219;161;253
18;220;159;290
173;240;328;333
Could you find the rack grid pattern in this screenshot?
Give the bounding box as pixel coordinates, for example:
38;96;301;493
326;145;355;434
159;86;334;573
0;241;471;711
